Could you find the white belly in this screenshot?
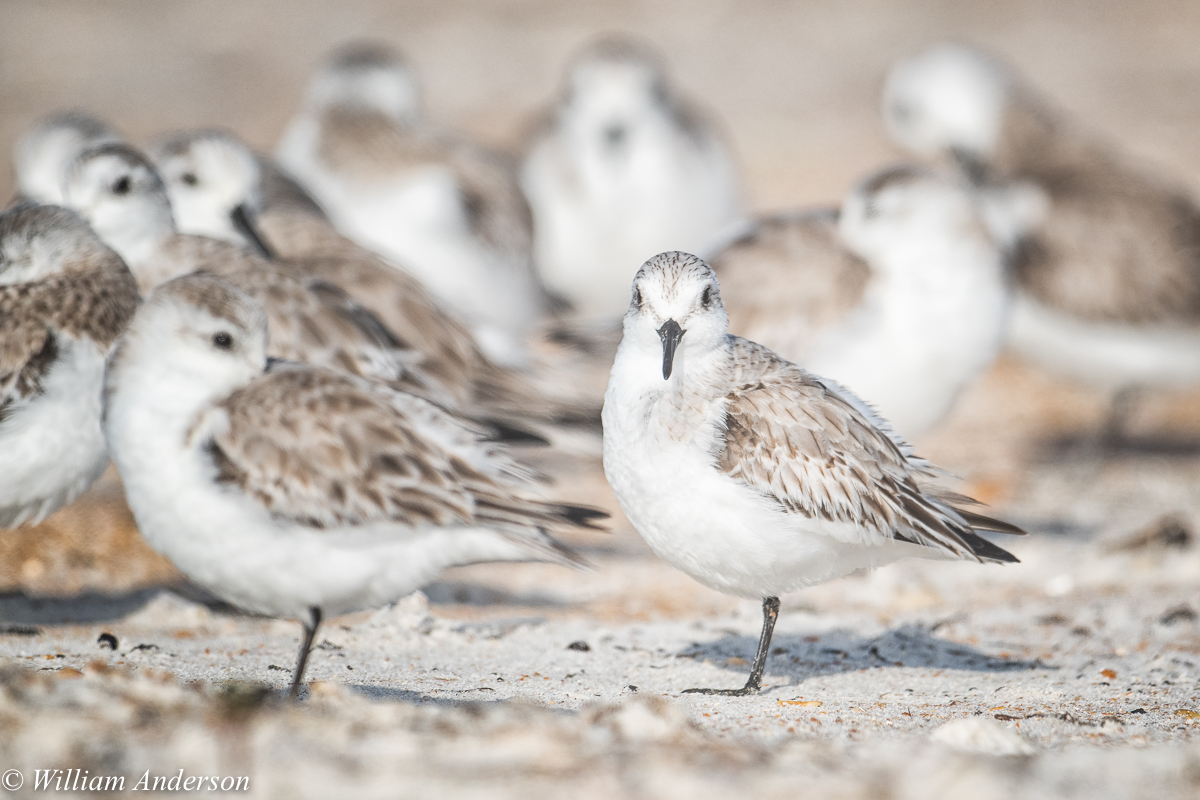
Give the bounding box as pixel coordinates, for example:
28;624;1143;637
0;338;110;528
1009;294;1200;390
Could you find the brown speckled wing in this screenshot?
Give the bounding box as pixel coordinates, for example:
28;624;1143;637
1;249;138;418
717;338;1017;562
204;366;603;553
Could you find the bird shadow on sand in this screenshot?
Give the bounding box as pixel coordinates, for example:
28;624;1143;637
0;588;164;626
423;581;573;609
676;623;1049;693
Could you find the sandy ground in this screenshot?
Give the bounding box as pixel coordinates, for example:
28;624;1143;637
3;1;1200;797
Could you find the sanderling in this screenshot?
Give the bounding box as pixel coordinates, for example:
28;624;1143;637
602;252;1023;695
13;111;121;206
520;36;744;322
61;143;446;403
103;272;606;695
147;130;602;434
0;203;138;528
883;43;1200;399
276;42;548;365
710;165;1009;435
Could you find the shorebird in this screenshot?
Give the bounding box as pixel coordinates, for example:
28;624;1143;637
103;272;606;696
13;111;121;205
882;43;1200;412
276;42;548;365
149;129;603;428
602;252;1023;695
61;143;447;404
521;36;744;322
0;203;139;527
710;165;1009;435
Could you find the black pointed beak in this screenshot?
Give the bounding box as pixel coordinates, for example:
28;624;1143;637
657;318;684;380
230;204;276;261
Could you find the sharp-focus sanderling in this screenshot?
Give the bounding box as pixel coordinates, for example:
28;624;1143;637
711;165;1009;435
0;203;139;527
103;272;606;695
520;36;744;322
883;43;1200;396
276;42;548;365
13;111;121;205
602;252;1022;695
61;143;447;403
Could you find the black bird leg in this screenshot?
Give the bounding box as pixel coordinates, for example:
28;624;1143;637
289;606;322;699
684;596;780;696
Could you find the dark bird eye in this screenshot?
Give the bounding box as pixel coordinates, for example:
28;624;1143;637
212;332;234;350
700;285;714;308
112;176;131;195
181;172;199;186
632;286;643;307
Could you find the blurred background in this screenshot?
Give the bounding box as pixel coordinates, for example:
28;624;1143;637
3;0;1200;596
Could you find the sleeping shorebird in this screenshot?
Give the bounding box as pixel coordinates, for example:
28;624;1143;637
149;129;602;429
602;252;1023;695
0;203;139;527
103;272;606;696
13;111;121;205
59;143;452;405
276;42;548;365
710;165;1009;435
521;36;744;322
882;43;1200;417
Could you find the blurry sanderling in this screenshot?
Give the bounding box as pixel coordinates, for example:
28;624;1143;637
148;129;602;429
277;42;548;365
0;204;138;527
883;43;1200;405
710;165;1009;435
521;35;744;322
103;272;607;696
13;111;121;205
602;252;1023;695
61;143;448;404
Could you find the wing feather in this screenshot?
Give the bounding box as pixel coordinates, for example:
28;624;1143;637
718;338;1019;562
202;365;604;555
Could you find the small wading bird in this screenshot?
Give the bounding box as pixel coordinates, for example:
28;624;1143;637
602;252;1023;695
277;42;548;366
883;43;1200;437
710;165;1009;436
0;204;139;528
102;273;607;697
521;35;744;322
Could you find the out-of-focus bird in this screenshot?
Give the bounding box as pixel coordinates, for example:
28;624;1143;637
103;272;606;696
602;252;1022;695
882;43;1200;408
276;43;547;365
61;144;446;404
521;36;744;322
149;129;603;429
0;203;139;527
710;165;1009;435
13;112;121;206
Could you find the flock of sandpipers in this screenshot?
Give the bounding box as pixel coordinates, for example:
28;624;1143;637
2;37;1196;697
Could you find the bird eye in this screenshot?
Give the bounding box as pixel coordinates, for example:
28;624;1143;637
632;286;643;307
212;332;234;350
112;176;131;195
700;285;714;309
181;172;199;186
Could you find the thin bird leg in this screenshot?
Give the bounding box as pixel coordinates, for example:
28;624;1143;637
289;606;322;699
684;596;780;696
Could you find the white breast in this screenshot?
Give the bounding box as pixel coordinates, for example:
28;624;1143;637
0;337;110;527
